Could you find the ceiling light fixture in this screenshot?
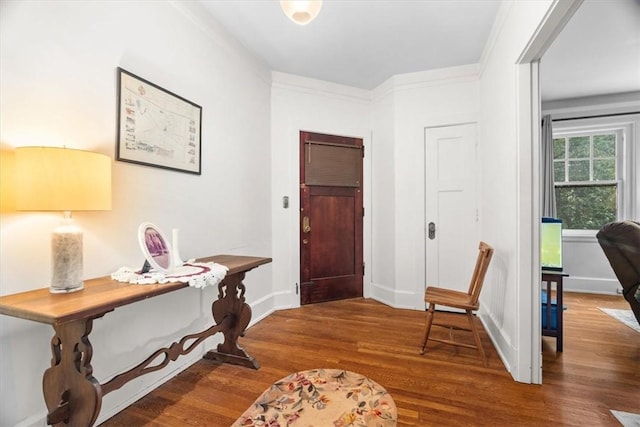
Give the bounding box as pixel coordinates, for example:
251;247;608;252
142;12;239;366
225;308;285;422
280;0;322;25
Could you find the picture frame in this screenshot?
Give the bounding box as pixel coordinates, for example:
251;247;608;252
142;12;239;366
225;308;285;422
116;67;202;174
138;222;174;273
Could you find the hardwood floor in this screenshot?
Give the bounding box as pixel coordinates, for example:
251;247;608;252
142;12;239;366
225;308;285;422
101;293;639;426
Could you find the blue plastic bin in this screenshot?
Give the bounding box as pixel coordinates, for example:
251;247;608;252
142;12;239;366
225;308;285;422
541;289;566;330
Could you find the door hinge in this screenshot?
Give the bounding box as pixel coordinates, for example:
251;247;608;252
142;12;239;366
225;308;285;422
295;283;299;295
362;145;365;158
362;262;365;275
362;207;365;217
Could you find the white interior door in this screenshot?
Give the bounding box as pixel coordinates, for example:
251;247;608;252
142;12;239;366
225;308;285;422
425;123;479;295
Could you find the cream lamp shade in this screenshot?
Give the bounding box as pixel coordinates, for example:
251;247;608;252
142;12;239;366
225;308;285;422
15;146;111;211
15;146;112;293
280;0;322;25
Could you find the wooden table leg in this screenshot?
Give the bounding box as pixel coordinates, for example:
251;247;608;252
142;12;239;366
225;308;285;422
43;318;102;426
204;272;259;369
556;277;563;352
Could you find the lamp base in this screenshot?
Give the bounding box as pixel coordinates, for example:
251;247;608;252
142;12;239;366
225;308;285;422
50;283;85;294
50;213;84;294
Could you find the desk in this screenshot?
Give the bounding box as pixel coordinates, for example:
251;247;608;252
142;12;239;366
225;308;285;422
541;270;568;352
0;254;271;427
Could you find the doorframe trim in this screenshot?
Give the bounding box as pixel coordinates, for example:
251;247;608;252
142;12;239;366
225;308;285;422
514;0;584;384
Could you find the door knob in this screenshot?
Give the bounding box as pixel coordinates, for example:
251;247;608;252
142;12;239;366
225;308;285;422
302;216;311;233
428;222;436;240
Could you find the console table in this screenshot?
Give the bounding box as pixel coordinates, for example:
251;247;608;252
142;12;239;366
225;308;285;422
0;254;271;427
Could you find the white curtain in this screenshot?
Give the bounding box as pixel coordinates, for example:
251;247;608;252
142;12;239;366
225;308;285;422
541;115;557;218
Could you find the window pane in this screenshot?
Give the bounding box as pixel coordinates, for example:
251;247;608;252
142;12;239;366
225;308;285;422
568;136;590;158
553;161;565;182
555;185;617;230
593;134;615;157
553;138;566;159
593;159;615;181
568;160;589;181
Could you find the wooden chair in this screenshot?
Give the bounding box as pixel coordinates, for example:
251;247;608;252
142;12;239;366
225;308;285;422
420;241;494;366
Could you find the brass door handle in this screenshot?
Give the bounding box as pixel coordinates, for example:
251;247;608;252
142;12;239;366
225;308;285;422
302;216;311;233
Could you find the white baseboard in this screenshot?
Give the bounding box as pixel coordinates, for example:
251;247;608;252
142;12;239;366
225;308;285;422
564;276;621;295
370;282;420;310
94;292;282;425
14;411;47;427
25;286;539;426
478;311;517;380
96;350;205;425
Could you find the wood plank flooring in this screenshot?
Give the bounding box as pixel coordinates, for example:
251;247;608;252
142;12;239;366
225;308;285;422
101;292;639;426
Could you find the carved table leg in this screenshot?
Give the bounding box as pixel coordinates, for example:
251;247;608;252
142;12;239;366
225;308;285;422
204;272;259;369
43;319;102;426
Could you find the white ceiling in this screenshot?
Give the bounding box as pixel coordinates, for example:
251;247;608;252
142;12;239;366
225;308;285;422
199;0;640;101
199;0;501;89
540;0;640;102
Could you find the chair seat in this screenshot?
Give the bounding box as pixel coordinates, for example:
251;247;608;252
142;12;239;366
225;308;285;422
424;286;479;311
420;241;494;366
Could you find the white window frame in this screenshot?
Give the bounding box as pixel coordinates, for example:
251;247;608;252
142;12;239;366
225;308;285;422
552;116;636;238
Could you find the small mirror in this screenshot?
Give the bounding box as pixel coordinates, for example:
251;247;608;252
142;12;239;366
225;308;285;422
138;222;174;273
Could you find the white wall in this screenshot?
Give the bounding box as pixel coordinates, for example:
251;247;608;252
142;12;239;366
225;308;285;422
370;81;396;302
0;1;272;426
270;65;482;319
477;0;554;380
283;0;555;385
270;72;372;308
542;93;640;295
372;66;481;309
0;1;569;423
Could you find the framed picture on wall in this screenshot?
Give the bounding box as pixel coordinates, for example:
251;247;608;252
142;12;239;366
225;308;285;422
116;67;202;174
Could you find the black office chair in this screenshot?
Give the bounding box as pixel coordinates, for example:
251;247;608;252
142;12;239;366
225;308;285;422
596;220;640;325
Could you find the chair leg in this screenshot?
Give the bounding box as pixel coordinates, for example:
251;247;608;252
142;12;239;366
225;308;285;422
466;310;487;367
420;303;436;354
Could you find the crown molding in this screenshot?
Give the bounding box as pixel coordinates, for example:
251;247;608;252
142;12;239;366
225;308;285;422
271;71;372;103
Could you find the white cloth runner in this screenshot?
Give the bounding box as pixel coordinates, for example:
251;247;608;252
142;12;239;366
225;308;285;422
111;260;228;289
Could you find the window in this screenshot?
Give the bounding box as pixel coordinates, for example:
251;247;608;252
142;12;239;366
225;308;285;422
550;114;638;235
552;130;620;230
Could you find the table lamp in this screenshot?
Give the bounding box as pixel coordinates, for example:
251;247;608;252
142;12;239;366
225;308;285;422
15;147;112;293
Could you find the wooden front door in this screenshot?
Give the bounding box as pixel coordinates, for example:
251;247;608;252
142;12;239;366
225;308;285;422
299;131;363;305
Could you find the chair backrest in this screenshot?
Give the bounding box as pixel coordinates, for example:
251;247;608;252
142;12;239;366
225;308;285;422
467;241;494;304
596;220;640;293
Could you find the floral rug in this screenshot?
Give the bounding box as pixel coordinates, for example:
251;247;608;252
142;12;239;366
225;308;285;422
232;368;397;427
